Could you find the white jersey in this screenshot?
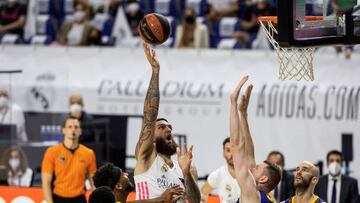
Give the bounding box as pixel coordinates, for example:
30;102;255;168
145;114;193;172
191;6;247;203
207;165;240;203
134;155;185;202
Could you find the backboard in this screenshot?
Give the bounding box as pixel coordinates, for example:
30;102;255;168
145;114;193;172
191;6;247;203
277;0;360;47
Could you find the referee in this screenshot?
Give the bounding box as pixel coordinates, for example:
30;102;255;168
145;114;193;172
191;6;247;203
41;116;97;203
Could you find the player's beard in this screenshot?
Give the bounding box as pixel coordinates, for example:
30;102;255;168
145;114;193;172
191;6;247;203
155;136;178;156
294;175;313;189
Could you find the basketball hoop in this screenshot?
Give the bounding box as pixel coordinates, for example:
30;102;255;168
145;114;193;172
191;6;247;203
258;16;323;81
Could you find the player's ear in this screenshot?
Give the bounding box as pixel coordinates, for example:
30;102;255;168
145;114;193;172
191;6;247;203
259;175;269;184
311;176;318;184
115;182;122;190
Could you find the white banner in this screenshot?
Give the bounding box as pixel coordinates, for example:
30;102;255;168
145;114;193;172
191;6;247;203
0;46;359;185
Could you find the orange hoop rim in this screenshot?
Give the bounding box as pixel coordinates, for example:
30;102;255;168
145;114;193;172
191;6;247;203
258;16;324;24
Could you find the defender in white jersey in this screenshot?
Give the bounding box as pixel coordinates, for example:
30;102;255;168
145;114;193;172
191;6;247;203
134;43;201;203
201;138;240;203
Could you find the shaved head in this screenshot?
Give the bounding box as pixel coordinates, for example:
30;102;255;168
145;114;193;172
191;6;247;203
69;95;84;106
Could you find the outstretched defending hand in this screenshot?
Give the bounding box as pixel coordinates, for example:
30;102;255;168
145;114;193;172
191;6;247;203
143;42;160;71
160;185;184;202
239;84;253;114
230;75;249;106
177;144;193;175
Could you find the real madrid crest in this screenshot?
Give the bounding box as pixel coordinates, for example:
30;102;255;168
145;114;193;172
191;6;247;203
161;163;168;173
225;184;232;192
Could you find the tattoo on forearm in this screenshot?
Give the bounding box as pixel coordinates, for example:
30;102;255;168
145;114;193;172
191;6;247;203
135;72;160;157
185;173;201;203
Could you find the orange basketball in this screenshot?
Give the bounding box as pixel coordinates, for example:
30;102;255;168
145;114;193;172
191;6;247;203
138;13;171;45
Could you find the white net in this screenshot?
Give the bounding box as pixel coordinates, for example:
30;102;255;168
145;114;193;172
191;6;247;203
259;19;315;81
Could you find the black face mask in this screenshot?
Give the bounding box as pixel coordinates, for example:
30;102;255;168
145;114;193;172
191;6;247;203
185;16;195;24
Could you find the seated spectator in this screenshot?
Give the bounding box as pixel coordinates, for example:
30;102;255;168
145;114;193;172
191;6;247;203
0;87;27;142
87;27;103;46
233;0;276;48
89;186;116;203
2;146;33;187
68;94;95;142
0;0;26;40
56;1;95;46
175;7;209;49
315;150;359;203
125;0;144;36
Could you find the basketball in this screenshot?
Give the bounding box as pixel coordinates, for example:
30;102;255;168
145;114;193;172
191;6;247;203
138;13;171;45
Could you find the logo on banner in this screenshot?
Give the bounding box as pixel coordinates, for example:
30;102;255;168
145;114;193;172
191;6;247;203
95;79;225;116
26;72;56;110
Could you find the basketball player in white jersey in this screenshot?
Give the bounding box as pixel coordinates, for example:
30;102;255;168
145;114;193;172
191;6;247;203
134;42;201;203
201;137;240;203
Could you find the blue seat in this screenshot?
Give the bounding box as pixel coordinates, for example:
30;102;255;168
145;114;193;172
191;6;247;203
102;16;115;36
37;0;50;14
154;0;176;17
139;0;155;14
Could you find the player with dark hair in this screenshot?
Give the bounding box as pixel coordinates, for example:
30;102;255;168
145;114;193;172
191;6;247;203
93;163;183;203
229;76;282;203
89;186;116;203
133;43;200;203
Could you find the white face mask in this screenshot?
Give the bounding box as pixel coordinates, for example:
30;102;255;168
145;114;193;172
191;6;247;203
73;11;86;22
328;162;342;176
0;96;9;108
126;3;140;13
9;158;20;170
70;103;82;113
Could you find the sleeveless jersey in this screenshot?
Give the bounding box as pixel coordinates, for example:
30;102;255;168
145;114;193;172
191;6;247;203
134;155;185;203
235;191;275;203
284;195;325;203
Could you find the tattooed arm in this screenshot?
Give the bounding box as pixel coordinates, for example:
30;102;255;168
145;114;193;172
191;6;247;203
135;43;160;163
177;145;201;203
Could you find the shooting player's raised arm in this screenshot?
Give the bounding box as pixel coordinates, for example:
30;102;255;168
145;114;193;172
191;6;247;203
135;43;160;162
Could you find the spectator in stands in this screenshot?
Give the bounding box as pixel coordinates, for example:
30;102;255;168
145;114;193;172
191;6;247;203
2;146;33;187
266;151;295;202
89;186;116;203
315;150;359;203
233;0;276;48
56;1;95;46
0;87;27;142
42;115;97;203
175;7;209;49
68;94;95;143
0;0;27;39
125;0;143;36
108;0;121;17
87;26;103;46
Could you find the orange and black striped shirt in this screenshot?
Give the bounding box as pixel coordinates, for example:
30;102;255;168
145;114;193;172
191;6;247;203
42;144;97;198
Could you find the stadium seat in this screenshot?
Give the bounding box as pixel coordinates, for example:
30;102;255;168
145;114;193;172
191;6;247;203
0;34;22;44
30;35;53;45
102;16;115;37
37;0;50;14
92;14;110;33
155;0;176;16
64;0;74;14
185;0;207;16
139;0;155;14
36;15;51;35
217;38;239;49
218;17;238;38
